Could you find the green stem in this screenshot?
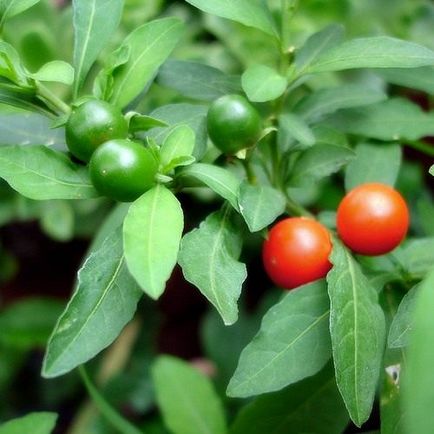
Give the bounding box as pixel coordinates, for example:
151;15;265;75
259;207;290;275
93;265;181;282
241;158;257;185
35;82;71;115
269;131;281;186
78;366;144;434
266;119;312;218
280;2;290;73
283;190;313;217
280;0;298;61
405;140;434;157
256;1;309;219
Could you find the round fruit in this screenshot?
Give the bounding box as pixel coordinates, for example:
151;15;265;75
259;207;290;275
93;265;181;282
207;94;262;155
336;182;409;256
89;139;158;202
262;217;332;290
65;99;128;162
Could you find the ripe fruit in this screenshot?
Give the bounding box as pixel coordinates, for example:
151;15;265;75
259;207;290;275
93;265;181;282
262;217;332;290
336;182;409;256
207;94;262;155
89;139;158;202
65;99;128;162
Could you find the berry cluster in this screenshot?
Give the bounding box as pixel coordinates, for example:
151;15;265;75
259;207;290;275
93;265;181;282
263;183;409;290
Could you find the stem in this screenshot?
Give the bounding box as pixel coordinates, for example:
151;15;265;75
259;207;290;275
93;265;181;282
241;158;257;184
78;366;144;434
283;190;313;217
265;119;313;218
280;0;290;73
269;133;280;186
280;0;299;63
68;321;141;434
256;1;309;219
405;140;434;157
35;82;71;115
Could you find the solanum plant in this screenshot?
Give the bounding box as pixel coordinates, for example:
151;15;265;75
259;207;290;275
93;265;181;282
1;0;434;433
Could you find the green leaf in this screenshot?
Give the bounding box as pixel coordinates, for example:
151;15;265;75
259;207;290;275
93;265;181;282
42;228;142;378
152;356;227;434
417;198;434;237
230;363;348;434
368;269;404;293
146;103;208;159
294;24;345;75
294;84;387;123
388;285;418;349
398;238;434;278
0;145;98;200
227;280;331;398
0;298;64;350
93;45;130;101
179;163;241;211
88;203;130;252
0;344;24;394
313;125;348;147
0;41;30;86
430;165;434;176
0;0;41;27
123;185;183;300
0;196;39;225
0;113;65;147
241;64;286;102
201;301;268;387
360;254;401;278
0;413;57;434
158;60;241;101
327;240;386;427
278;113;316;151
30;60;74;85
377;67;434;95
184;0;277;37
160;125;195;169
238;182;285;232
329;98;434;141
72;0;123;97
306;37;434;75
45;113;69;129
0;87;51;116
345;143;402;191
178;208;247;325
128;113;168;133
110;17;184;108
40;200;75;242
289;144;355;187
162;156;195;174
403;268;434;434
5;22;53;73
